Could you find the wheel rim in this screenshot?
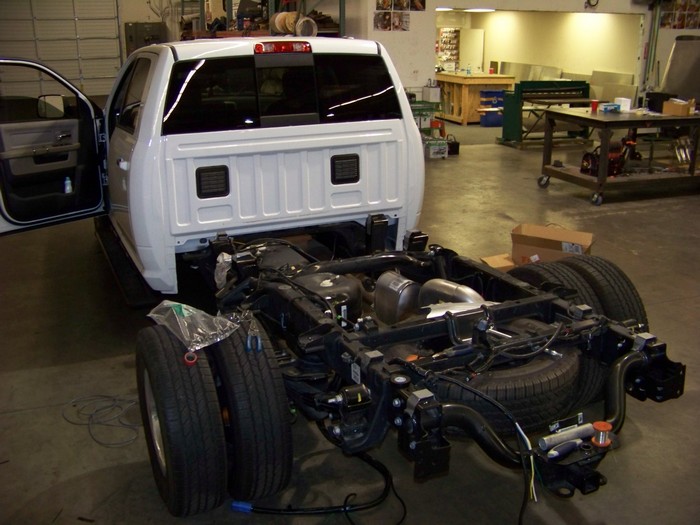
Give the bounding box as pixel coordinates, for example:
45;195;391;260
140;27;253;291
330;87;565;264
143;369;167;476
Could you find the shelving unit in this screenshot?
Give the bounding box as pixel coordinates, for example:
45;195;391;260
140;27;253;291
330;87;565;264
186;0;345;36
411;101;447;159
437;28;460;69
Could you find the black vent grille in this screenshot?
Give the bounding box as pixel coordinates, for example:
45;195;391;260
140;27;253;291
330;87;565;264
196;166;229;198
331;154;360;185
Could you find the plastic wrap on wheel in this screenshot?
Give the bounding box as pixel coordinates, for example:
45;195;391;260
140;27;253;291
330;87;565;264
147;300;239;351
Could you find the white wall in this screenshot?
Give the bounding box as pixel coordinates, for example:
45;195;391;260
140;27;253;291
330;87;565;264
345;2;436;90
346;0;654;90
473;11;644;78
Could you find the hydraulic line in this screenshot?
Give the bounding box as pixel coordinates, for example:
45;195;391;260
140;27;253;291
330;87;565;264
231;452;406;521
442;403;521;468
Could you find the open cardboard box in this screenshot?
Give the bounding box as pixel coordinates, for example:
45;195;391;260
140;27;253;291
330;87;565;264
480;253;516;272
481;224;594;272
511;223;594;265
662;98;695;116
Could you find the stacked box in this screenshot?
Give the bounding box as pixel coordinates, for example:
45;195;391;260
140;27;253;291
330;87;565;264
424;139;448;159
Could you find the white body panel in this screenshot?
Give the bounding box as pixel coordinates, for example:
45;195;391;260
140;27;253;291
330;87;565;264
0;38;425;294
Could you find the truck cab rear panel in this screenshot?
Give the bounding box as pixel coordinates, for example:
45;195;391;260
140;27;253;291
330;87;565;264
163;120;412;241
124;37;424;293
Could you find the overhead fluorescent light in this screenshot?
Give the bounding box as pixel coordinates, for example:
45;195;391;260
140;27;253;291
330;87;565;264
436;7;454;11
464;8;495;12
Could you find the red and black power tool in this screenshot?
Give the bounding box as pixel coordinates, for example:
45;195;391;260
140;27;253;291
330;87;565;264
580;136;641;177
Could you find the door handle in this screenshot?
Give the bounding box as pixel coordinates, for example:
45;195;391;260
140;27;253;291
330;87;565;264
53;132;72;145
117;157;130;170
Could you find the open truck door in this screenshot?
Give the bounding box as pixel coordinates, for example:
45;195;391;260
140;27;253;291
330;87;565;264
0;58;106;234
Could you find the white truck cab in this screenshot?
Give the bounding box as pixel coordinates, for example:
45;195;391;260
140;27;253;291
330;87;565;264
0;37;424;297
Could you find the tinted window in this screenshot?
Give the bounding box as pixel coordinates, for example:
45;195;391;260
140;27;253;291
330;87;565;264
161;54;402;135
163;57;258;135
315;55;402;123
110;58;151;135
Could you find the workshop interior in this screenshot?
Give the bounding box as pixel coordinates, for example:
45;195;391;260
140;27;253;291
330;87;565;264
0;1;698;525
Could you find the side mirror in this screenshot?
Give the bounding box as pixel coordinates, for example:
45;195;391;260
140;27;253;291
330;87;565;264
37;95;65;118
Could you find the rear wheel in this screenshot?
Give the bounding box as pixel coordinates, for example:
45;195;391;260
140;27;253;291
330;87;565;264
510;256;648;409
509;262;601;311
136;325;227;517
509;262;608;408
206;314;293;500
436;350;580;435
559;255;648;329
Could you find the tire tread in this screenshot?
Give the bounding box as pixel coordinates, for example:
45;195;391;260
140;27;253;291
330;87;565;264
136;325;227;517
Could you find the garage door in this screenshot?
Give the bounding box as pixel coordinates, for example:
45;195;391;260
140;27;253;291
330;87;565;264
0;0;121;97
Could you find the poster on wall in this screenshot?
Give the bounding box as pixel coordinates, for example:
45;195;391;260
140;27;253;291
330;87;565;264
660;0;699;29
374;0;425;32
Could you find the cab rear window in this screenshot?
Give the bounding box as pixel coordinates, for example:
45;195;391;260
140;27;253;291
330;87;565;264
161;54;402;135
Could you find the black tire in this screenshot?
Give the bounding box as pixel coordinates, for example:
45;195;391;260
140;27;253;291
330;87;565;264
559;255;648;329
136;325;227;517
509;262;609;408
509;263;601;311
206;315;293;501
543;262;609;408
436;350;580;435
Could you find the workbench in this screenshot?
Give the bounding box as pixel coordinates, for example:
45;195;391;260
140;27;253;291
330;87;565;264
538;107;700;204
499;81;590;147
436;72;515;125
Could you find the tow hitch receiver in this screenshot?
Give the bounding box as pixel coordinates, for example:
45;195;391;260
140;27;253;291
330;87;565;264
398;389;451;479
626;335;686;402
535;436;616;497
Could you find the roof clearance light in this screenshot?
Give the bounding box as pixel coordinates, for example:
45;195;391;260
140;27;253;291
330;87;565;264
254;41;312;54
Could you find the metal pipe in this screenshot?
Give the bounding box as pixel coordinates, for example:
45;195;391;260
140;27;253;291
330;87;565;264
418;278;484;307
644;2;662;90
605;351;648;434
441;404;521;468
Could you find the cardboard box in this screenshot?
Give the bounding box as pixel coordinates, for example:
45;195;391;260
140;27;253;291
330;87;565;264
601;103;620;113
422;86;441;103
614;97;631;112
424;140;447;159
415;115;432;130
481;253;516;272
511;224;593;265
662;98;695;116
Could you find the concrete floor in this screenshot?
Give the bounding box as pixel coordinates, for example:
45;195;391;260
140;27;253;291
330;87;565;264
1;134;699;525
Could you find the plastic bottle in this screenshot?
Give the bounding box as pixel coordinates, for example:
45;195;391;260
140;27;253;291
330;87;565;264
64;177;72;194
466;64;472;76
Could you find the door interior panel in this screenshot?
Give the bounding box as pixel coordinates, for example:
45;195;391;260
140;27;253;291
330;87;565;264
0;120;79;175
0;99;102;224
